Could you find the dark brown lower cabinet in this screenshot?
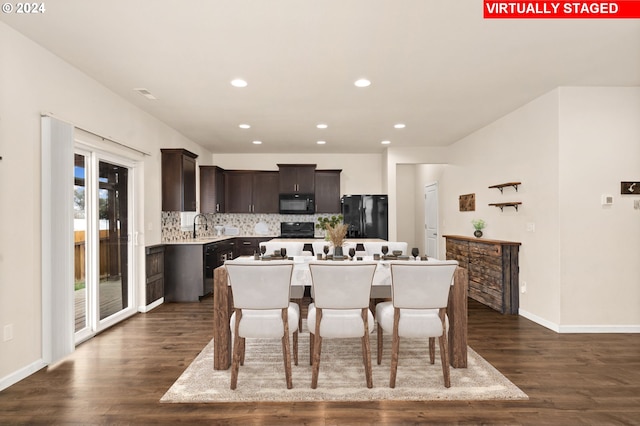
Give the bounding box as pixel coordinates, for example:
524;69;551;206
444;235;521;314
145;245;165;305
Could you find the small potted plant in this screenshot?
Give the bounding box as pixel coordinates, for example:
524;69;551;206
472;219;486;238
316;215;343;239
316;215;347;256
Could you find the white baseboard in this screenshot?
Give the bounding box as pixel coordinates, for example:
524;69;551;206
0;359;47;392
519;309;560;332
558;324;640;333
138;297;164;313
519;309;640;333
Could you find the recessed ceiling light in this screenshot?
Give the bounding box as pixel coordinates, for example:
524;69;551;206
133;88;157;100
317;140;326;145
252;140;262;145
381;140;391;145
394;123;406;129
239;124;251;129
231;79;248;88
354;78;371;88
316;123;328;129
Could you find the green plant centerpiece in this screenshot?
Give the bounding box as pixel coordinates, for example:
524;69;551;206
316;215;348;256
471;219;486;238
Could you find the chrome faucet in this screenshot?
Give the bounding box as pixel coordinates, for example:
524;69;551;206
193;213;208;238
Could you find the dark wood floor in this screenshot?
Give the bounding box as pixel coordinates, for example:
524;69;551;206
1;297;639;425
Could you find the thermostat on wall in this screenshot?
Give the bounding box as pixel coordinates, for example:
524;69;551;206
601;194;614;205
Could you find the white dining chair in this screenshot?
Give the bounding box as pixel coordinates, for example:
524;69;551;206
375;260;458;388
225;260;299;390
307;261;377;388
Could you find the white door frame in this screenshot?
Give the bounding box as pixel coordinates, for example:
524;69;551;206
424;182;439;258
74;143;139;344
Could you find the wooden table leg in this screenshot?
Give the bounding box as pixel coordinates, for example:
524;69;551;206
448;266;468;368
213;266;231;370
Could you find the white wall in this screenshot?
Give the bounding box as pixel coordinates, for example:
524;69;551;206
385;88;640;331
212;153;383;196
558;87;640;328
441;90;562;326
0;22;212;385
440;87;640;330
396;165;416;248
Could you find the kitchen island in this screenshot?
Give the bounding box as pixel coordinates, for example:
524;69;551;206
162;235;275;302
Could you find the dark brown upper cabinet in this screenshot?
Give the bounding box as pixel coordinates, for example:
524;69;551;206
315;169;342;213
224;170;279;213
277;164;316;194
200;165;225;213
161;149;197;211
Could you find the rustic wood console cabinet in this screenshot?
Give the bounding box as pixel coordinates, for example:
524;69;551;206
444;235;521;314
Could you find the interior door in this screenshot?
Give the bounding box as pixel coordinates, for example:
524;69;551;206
425;183;439;258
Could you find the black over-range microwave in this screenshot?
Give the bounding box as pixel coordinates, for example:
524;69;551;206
279;193;315;214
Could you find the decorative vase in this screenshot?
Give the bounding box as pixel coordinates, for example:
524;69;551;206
474;230;483;238
333;246;344;257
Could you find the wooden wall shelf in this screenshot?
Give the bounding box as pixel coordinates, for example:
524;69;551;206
489;182;521;193
489;202;522;211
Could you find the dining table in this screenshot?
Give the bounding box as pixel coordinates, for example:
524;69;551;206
213;256;469;370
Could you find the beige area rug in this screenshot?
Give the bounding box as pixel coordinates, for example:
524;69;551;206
161;327;528;403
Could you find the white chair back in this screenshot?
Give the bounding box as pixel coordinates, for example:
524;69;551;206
225;260;293;309
363;242;408;256
308;261;377;309
389;260;458;309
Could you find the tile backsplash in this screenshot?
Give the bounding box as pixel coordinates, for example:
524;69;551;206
161;211;341;242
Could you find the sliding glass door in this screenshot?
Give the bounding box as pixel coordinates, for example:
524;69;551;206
74;149;135;343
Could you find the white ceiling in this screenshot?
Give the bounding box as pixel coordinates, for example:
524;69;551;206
2;0;639;153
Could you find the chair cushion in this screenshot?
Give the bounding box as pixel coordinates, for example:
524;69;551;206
375;301;446;338
230;303;300;338
307;303;374;338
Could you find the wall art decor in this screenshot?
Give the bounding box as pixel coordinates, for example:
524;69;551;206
459;193;475;211
621;182;640;194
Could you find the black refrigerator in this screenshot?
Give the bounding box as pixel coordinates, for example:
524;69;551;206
341;195;388;240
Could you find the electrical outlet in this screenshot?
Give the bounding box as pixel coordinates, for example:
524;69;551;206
3;324;13;341
526;222;535;232
521;281;527;293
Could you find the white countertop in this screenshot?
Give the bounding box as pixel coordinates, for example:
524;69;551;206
160;236;386;245
162;235;276;245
